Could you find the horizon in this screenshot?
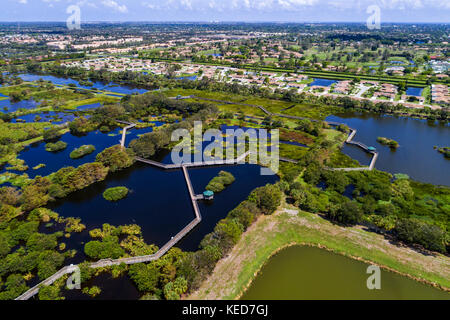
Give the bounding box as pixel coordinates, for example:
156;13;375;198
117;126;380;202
0;21;449;24
2;0;450;24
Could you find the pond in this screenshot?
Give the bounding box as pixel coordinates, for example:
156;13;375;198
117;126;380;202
309;78;338;87
75;102;103;111
176;75;198;81
0;98;40;113
11;111;78;124
241;245;449;300
326;112;450;186
47;158;277;299
63;273;141;300
2;125;161;179
17;74;148;95
406;87;424;97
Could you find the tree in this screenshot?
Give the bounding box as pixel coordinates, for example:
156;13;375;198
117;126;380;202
20;177;52;211
0;187;21;206
395;218;446;253
84;235;124;259
214;219;244;248
96;145;135;172
248;184;282;215
322;171;349;193
43;127;63;141
164;276;188;300
128;263;160;293
328;201;362;225
69;116;97;135
38;284;63;300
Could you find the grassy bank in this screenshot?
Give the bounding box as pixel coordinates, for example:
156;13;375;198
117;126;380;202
187;202;450;300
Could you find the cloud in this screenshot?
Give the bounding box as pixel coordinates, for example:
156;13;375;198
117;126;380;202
101;0;128;13
141;0;321;12
18;0;28;4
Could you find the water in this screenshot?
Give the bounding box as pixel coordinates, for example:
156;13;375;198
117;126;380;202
11;111;78;124
179;164;278;251
47;163;193;251
2;125;160;179
309;78;338;87
63;273;141;300
406;87;424;97
176;75;198;81
48;162;276;253
326;112;450;186
17;74;148;95
389;60;406;65
241;246;449;300
75;102;102;111
0;98;40;113
49;160;277;299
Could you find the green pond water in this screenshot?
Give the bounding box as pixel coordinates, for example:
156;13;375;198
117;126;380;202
241;246;449;300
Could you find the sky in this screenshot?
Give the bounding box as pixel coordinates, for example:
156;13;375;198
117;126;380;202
2;0;450;23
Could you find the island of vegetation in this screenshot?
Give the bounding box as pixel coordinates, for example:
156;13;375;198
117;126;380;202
377;137;399;148
103;186;129;202
45;141;67;153
69;145;96;159
437;147;450;159
205;171;235;193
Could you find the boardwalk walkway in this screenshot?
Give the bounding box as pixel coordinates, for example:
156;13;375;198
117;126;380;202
16;105;378;299
192;95;378;171
117;120;136;147
15;151;251;300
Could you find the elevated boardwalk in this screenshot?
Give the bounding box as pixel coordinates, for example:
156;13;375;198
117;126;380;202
135;150;251;170
15;151;252;300
331;128;378;171
16;108;379;299
117;120;136;147
191;95;378;171
15;265;79;300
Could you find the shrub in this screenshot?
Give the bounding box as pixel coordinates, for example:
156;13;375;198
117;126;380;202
103;186;129;201
96;145;135;172
128;263;160;293
205;171;235;193
248;184;282;215
377;137;399;148
69;116;97;135
45;141;67;152
43;127;63;141
69;145;96;159
395;218;446;253
327;200;363;225
84;235;125;259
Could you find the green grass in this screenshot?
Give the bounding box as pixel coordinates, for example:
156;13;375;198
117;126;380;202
190;207;450;300
279;143;308;160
